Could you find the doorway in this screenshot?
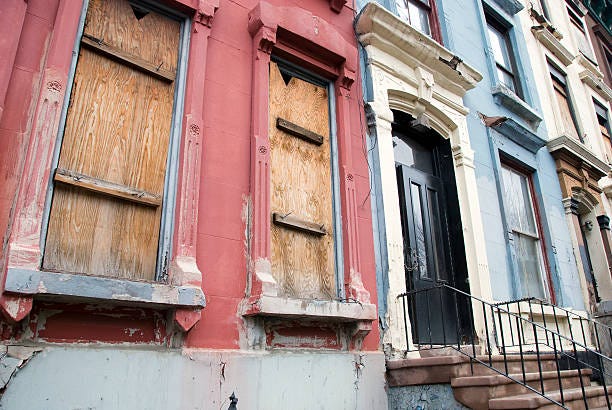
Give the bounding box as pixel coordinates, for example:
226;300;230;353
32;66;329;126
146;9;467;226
393;111;470;345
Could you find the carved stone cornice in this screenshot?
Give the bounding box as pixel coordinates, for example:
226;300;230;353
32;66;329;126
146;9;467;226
355;2;482;96
194;0;219;28
547;134;611;179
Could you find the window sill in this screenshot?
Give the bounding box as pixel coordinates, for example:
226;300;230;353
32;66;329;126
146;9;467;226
4;268;206;308
487;0;524;15
531;26;575;66
242;295;377;323
492;84;542;128
579;69;612;102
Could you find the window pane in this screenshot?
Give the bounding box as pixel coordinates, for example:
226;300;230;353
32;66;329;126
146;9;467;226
553;83;580;139
501;166;536;235
408;1;431;35
427;188;448;281
497;67;516;93
410;182;429;279
488;24;512;70
514;233;546;298
396;0;431;36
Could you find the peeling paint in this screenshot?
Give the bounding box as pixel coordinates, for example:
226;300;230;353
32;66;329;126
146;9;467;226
0;345;42;391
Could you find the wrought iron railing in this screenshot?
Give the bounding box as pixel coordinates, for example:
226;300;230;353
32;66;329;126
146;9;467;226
398;283;612;409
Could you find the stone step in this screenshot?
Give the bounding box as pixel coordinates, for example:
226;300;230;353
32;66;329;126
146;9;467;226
451;369;593;410
387;355;467;386
488;385;612;409
387;354;561;386
455;354;559;377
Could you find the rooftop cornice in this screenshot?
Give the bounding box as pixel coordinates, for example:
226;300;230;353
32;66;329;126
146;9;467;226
355;2;482;95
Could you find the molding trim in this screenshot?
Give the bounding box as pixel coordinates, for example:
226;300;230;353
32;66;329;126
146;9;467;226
579;69;612;102
355;2;482;95
5;268;206;308
547;134;611;178
493;117;547;153
491;85;543;128
532;26;575;66
487;0;524;15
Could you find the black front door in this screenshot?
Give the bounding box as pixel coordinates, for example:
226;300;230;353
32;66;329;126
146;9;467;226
393;119;467;345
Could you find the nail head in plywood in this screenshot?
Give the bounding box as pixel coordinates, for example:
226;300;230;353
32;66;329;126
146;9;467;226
276;117;324;146
272;213;327;236
54;168;162;207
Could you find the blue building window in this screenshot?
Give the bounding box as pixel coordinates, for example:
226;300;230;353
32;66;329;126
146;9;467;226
486;16;522;98
500;161;553;300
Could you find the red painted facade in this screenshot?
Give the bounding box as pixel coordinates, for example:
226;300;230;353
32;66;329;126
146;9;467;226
0;0;378;353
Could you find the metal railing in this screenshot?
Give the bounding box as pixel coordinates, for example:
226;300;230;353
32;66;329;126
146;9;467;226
398;283;612;409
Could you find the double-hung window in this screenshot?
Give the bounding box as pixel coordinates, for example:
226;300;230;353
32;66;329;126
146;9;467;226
500;163;551;300
43;0;185;281
566;1;595;60
487;17;522;97
548;62;581;141
594;99;612;161
395;0;442;42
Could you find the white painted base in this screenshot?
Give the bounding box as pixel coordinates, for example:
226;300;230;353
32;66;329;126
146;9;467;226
1;346;387;410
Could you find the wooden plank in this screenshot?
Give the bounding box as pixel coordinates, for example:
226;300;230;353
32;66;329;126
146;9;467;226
276;117;324;145
54;168;162;207
269;61;336;300
272;212;327;236
81;35;175;82
84;0;180;72
43;0;179;281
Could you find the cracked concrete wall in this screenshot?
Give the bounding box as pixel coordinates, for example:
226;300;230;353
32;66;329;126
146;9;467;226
0;347;386;410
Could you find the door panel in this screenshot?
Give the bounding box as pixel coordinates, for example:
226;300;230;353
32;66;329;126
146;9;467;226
397;162;458;345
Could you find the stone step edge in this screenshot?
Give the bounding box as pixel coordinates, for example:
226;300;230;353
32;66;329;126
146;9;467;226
488;385;612;409
451;368;593;387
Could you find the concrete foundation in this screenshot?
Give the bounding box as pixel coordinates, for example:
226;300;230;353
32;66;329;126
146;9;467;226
0;346;387;410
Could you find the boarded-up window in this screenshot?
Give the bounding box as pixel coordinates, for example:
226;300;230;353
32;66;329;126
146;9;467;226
549;63;580;141
43;0;181;281
269;61;336;299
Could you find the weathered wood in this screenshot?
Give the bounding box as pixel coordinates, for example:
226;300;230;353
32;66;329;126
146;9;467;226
84;0;180;72
272;212;327;236
43;0;179;281
276;117;324;145
269;61;336;300
54;168;162;207
81;35;175;82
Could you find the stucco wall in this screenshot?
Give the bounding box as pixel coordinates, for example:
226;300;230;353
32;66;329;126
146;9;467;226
0;347;387;410
439;0;583;308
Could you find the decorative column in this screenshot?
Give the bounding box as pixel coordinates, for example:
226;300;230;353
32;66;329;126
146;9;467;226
597;215;612;280
246;9;277;299
171;0;219;332
1;0;84;321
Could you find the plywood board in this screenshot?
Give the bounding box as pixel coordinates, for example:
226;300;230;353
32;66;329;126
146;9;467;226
43;0;179;280
269;61;336;299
